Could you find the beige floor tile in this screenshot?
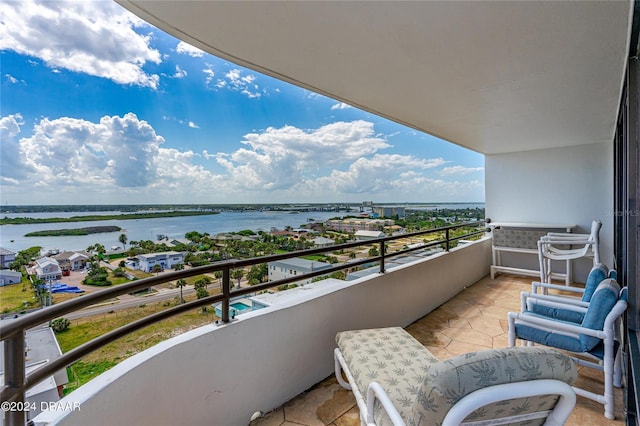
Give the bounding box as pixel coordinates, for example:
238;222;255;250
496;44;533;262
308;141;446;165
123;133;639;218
266;274;624;426
467;316;503;337
441;327;494;348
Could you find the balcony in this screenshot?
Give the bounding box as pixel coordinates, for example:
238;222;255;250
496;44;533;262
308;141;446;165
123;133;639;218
0;230;623;425
251;274;624;426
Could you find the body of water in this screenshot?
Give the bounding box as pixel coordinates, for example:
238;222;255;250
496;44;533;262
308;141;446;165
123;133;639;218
0;203;484;253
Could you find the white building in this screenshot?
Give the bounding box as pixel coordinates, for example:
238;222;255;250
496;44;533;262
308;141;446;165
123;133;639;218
137;251;184;272
354;230;385;240
32;258;61;282
0;325;68;422
0;248;16;268
0;270;21;286
268;258;332;286
52;251;90;271
311;236;335;247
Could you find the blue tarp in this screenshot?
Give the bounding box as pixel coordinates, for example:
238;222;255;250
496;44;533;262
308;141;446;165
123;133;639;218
49;283;84;294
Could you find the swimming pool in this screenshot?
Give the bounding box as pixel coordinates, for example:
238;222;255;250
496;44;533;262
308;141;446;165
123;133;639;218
214;299;259;317
230;302;250;311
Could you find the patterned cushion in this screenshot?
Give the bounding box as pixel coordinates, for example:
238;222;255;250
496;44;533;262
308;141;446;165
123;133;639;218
409;347;577;426
336;327;439;426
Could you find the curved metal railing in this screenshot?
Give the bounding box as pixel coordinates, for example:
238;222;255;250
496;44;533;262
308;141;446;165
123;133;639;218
1;221;486;425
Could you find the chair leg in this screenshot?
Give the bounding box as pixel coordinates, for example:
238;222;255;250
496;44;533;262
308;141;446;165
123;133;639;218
614;348;622;388
603;340;616;420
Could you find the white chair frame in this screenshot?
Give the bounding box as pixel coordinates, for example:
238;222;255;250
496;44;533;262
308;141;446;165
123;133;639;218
335;348;577;426
537;220;601;285
508;295;627;420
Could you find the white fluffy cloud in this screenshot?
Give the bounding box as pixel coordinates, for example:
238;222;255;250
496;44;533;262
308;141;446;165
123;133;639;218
215;68;263;98
176;41;204;57
438;165;484;176
0;0;161;88
0;115;483;204
331;102;352;110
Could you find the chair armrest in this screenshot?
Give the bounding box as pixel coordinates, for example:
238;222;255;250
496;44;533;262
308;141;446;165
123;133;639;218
508;312;606;339
366;382;406;426
532;281;585;295
520;291;589;313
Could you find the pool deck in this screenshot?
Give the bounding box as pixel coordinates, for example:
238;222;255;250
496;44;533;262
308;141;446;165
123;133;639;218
251;274;624;426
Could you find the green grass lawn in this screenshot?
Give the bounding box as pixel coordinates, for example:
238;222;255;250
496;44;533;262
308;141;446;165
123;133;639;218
0;279;37;313
57;294;219;393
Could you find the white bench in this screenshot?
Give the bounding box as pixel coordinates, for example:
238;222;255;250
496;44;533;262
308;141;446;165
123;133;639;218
489;222;575;285
334;327;577;426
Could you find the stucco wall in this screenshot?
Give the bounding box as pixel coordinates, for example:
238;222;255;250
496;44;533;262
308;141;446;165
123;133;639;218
34;238;491;426
485;142;613;281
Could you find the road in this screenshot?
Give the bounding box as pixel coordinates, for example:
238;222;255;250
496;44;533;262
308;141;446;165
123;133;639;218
55;266;222;320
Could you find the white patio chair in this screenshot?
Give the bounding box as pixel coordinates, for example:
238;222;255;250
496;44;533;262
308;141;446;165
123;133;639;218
508;279;628;419
538;219;602;285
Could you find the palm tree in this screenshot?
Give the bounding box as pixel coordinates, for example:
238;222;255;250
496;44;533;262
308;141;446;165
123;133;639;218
231;269;244;288
176;279;187;303
118;233;128;250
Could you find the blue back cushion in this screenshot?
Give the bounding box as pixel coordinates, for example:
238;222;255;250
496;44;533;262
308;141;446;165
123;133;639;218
582;263;609;302
529;303;584;323
579;278;620;351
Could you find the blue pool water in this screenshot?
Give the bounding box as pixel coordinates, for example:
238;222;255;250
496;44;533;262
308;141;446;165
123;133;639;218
230;302;250;311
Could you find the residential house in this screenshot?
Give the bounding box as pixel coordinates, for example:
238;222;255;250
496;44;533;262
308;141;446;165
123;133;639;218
0;270;22;287
52;251;90;272
0;247;16;268
267;258;332;286
31;258;61;282
136;251;184;273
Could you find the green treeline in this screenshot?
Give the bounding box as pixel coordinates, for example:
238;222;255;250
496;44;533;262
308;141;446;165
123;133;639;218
1;210;220;225
25;226;122;237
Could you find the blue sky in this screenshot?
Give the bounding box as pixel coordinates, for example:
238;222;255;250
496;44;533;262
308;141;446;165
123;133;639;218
0;0;484;205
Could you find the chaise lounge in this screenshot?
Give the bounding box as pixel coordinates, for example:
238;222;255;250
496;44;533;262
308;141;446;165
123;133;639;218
334;327;577;426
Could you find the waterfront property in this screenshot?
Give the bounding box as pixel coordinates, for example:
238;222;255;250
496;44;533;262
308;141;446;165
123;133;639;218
1;2;637;425
325;218;394;233
135;251;184;273
51;251;89;272
30;258;61;282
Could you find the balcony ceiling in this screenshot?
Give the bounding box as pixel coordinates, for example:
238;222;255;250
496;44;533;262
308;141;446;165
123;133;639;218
117;1;632;155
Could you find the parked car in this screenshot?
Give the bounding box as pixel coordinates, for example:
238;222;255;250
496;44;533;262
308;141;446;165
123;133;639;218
62;270;70;276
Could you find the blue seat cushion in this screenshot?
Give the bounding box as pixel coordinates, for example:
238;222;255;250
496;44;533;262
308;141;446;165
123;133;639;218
579;278;620;351
515;314;584;353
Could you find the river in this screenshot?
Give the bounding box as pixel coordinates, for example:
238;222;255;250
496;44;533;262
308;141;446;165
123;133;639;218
0;203;484;253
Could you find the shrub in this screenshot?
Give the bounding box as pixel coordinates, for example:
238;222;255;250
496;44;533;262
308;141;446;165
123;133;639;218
50;317;70;333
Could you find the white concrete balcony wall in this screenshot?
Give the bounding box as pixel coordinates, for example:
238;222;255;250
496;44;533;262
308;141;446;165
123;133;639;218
34;238;491;426
485;141;613;281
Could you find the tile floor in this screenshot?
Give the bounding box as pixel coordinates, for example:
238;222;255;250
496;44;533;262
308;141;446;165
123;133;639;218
252;274;625;426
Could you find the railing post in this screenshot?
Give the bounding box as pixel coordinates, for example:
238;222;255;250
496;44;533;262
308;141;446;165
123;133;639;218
221;267;231;323
4;331;25;426
445;228;450;251
379;241;385;273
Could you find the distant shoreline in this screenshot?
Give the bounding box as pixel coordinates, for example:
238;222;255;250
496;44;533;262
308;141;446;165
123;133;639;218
25;226;122;237
0;210;220;226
